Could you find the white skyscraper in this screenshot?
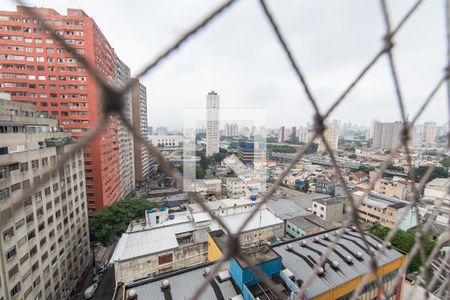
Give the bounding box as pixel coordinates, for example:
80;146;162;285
423;122;437;146
206;91;220;156
318;123;338;152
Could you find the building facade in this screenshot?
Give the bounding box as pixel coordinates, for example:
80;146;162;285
311;196;346;223
374;178;410;200
423;122;437;146
0;6;124;215
0;98;90;300
238;142;267;164
206;91;219;156
131;79;153;182
148;135;182;148
372;121;404;150
116;57;135;198
354;191;417;230
318;123;338;152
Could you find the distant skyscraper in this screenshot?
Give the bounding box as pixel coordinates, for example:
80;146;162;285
318;123;338;152
206;91;220;156
155;127;168;136
372;121;404;149
116;57;135;198
131;79;154;182
423;122;437;146
278;126;285;143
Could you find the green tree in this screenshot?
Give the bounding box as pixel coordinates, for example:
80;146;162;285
414;166;448;183
268;144;297;153
387;163;405;172
370;224;437;273
307;143;319;154
348;153;357;160
89;198;160;245
358;165;375;174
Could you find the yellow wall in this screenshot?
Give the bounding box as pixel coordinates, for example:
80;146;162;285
207;234;224;262
313;256;407;300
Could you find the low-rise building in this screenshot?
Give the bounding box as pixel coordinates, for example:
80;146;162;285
194;179;222;195
149;135;183;148
314;177;336;195
111;198;284;283
225;177;246;198
311;196;346;223
424;178;450;203
285;214;335;238
353;191;418;230
374;178;410;200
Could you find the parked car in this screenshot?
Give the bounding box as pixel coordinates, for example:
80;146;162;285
92;273;102;283
84;283;98;299
98;265;107;274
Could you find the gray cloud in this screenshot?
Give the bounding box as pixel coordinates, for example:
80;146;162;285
4;0;447;129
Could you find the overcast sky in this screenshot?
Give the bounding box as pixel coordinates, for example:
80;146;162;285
3;0;449;129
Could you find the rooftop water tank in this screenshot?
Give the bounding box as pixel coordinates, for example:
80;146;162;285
250;195;257;201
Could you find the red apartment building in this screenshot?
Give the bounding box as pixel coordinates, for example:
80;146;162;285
0;6;122;215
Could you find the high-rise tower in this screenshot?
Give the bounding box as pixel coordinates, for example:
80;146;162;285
206;91;220;156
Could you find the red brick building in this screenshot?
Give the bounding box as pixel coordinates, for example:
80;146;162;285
0;6;121;215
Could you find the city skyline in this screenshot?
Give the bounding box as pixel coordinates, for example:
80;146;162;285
2;0;448;128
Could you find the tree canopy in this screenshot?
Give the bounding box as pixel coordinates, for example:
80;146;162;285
370;223;436;273
89;197;160;245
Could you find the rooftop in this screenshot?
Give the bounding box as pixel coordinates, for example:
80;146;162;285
287;214;335;231
111;222;197;262
313;196;346;206
209;209;283;234
267;198;309;220
125;263;239;300
272;228;405;299
354;191;409;210
426;178;449;189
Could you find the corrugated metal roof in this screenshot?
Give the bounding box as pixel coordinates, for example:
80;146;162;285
129;264;239;300
273;229;404;298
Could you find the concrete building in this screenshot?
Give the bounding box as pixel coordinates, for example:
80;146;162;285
111;198;284;283
372;121;404;150
131;79;153;182
278;126;285;143
423;122;437;146
374;178;410;200
203;228;407;300
0;98;90;300
225;177;246;198
424;178;450;202
237;141;267;164
285;214;334;238
149;135;182;148
353;191;418;230
224;123;238;137
318;123;338;152
206;91;219;156
0;6;125;214
311;196;346;223
116;57;135;198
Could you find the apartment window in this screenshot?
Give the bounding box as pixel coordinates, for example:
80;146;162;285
31;261;39;272
30;245;38;257
19;253;29;265
6;246;16;260
158;253;173;265
3;227;14;241
10;282;21;297
11;183;21;193
8;264;19;279
0;188;10;201
20;162;28;172
15;219;24;230
31;159;39;170
27;229;35;240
